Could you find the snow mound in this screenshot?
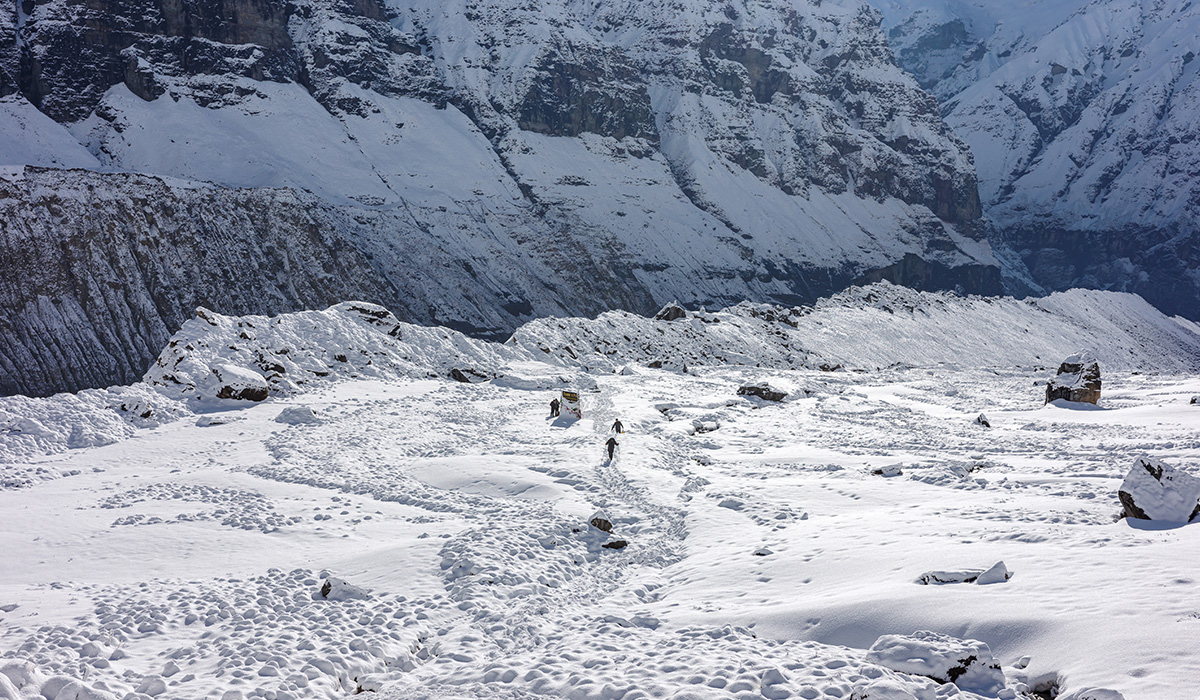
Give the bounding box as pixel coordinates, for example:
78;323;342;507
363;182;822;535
275;406;321;425
866;630;1006;696
1058;689;1126;700
1118;457;1200;523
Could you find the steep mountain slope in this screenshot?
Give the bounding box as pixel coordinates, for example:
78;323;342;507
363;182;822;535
878;0;1200;317
0;0;1000;397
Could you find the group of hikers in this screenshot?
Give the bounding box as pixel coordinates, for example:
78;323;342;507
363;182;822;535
549;395;623;460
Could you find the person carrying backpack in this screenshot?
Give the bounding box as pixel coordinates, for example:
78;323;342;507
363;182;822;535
550;397;560;417
606;436;619;460
611;418;624;433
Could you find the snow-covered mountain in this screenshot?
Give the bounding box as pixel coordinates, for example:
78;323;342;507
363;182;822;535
0;0;1000;397
877;0;1200;317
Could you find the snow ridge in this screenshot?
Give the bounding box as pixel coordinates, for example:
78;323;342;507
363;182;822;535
4;283;1197;466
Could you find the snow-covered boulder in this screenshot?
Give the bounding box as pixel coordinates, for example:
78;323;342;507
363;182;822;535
1191;396;1199;405
975;413;991;428
1045;354;1101;405
866;630;1005;696
589;510;613;533
211;365;270;402
319;577;370;601
1118;457;1200;522
737;383;788;402
654;302;687;322
917;561;1010;585
873;464;904;477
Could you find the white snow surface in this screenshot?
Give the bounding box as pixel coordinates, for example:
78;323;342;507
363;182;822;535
2;283;1200;699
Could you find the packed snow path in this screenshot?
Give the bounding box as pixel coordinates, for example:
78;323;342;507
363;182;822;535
3;365;1200;700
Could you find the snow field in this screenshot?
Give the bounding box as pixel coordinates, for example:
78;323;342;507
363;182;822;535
3;285;1200;699
2;364;1199;699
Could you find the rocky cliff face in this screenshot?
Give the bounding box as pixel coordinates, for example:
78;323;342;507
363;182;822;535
878;0;1200;318
0;0;999;396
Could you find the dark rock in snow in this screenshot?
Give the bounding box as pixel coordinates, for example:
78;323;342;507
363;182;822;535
450;368;490;383
1118;457;1200;522
1045;354;1101;405
654;302;687;322
211;365;269;401
601;540;628;550
975;413;990;428
589;510;613;533
737;383;787;402
1191;396;1199;405
319;576;370;601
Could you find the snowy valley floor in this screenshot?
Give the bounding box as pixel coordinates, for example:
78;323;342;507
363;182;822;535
3;364;1200;700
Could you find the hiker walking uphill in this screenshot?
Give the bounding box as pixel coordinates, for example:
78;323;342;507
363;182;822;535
549;397;560;417
606;436;619;461
611;418;624;433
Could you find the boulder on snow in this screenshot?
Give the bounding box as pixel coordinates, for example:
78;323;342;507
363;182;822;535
319;576;370;601
872;464;903;477
918;561;1011;585
589;510;613;533
450;368;490;383
601;539;628;549
654;302;687;321
1118;457;1200;522
737;383;787;402
866;630;1005;696
1191;396;1199;405
1045;354;1101;405
275;406;321;425
211;364;269;402
975;413;991;428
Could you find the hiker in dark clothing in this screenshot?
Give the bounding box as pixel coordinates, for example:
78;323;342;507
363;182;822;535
606;437;619;460
611;418;624;433
550;398;560;417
